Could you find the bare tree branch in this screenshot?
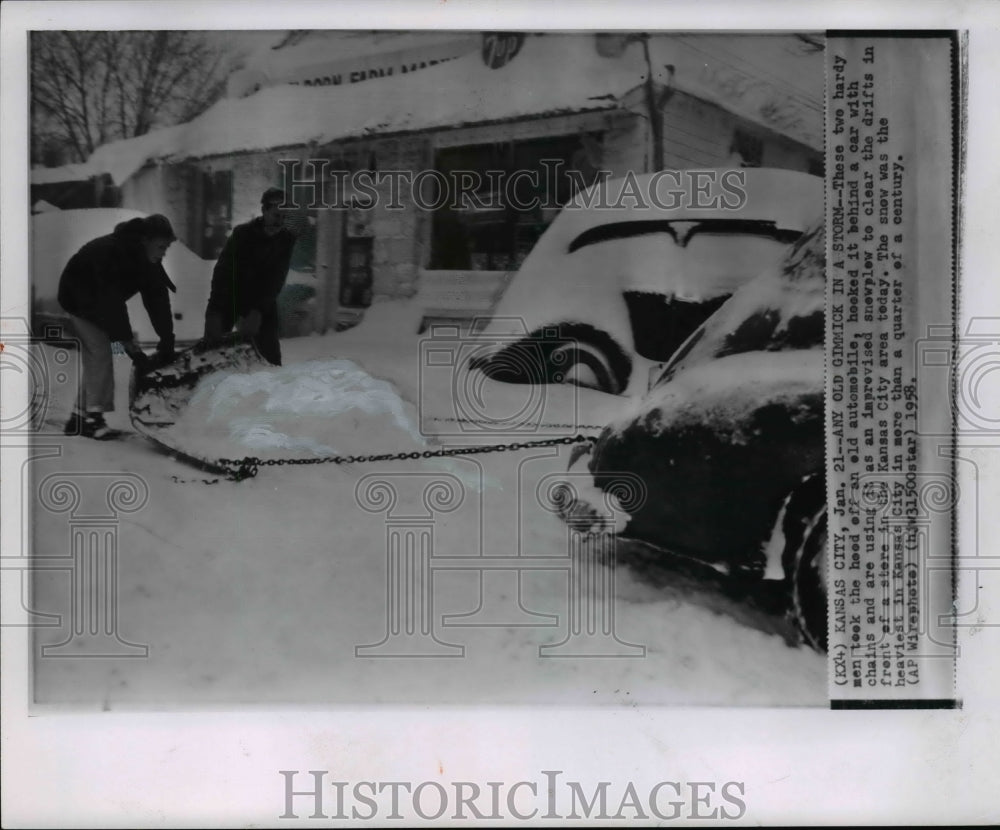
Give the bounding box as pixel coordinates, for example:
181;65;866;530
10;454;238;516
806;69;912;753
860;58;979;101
31;30;232;165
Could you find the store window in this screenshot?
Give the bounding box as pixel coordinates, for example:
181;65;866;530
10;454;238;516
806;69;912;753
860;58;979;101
200;170;232;260
340;236;374;308
430;134;602;271
282;205;318;275
728;129;764;168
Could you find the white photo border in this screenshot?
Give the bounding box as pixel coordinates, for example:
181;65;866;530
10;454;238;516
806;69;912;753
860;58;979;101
3;1;999;825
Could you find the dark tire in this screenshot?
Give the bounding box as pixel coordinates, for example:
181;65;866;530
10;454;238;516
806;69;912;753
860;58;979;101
791;505;827;651
548;340;624;394
778;474;828;651
473;323;632;395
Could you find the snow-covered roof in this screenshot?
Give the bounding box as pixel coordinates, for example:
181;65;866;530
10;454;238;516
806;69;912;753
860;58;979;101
649;34;823;150
31;199;61;213
30;163;98;185
85;124;189;190
87;34;637;185
83;33;823;185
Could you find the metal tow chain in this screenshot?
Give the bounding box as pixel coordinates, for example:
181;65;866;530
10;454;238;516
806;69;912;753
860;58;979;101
211;433;599;483
427;416;609;431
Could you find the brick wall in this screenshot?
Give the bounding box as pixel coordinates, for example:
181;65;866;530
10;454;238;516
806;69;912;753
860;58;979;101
366;136;429;298
231;151;286;225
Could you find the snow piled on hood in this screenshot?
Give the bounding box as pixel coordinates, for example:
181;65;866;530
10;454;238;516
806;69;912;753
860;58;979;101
607;349;823;441
165;358;428;460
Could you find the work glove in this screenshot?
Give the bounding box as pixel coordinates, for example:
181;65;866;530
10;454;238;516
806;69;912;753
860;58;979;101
237;309;262;338
156;337;176;362
203;312;226;342
122;341;153;375
148;351;176;372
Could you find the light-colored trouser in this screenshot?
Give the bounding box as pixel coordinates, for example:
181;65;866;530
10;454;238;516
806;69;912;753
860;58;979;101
69;315;115;412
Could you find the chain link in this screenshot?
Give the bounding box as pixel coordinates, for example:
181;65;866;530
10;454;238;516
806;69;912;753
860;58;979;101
209;433;598;483
177;414;608;484
428;416;608;431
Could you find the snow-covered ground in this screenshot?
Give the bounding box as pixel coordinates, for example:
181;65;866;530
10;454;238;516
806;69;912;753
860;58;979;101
29;299;825;707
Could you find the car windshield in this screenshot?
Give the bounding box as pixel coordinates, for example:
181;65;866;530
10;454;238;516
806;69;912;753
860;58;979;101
563;221;797;302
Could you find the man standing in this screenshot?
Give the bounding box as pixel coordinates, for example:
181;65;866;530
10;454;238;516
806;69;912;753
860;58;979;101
203;187;298;365
58;214;178;439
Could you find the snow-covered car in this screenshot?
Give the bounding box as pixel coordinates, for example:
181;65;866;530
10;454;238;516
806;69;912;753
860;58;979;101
471;168;823;396
558;219;827;650
31;208;314;345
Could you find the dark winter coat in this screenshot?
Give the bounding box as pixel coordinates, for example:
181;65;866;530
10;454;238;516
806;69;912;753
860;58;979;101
205;217;297;326
57;217;176;344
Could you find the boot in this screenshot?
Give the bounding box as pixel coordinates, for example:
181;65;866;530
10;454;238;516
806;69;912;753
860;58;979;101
78;412;117;440
63;411;82;435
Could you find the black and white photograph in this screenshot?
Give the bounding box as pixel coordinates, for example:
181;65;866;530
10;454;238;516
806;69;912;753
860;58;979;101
24;27;831;708
2;1;999;826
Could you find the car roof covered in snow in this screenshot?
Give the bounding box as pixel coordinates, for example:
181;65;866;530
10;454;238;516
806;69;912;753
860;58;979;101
476;168;823;393
550;168;824;253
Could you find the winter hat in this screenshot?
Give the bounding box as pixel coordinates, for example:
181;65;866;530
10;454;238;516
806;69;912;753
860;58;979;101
261;187;286;206
142;214;177;241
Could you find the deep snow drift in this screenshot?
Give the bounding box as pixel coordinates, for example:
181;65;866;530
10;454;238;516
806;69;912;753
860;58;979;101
169;358;428;460
29;298;825;707
32;208;213;343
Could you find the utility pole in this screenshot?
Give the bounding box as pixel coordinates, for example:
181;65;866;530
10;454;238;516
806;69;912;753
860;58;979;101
631;34;675;172
597;33;675;172
639;35;665;171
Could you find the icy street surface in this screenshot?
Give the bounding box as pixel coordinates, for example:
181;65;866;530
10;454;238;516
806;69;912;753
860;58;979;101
30;300;825;706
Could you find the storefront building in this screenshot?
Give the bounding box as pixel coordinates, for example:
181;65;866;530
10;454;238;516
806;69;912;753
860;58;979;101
81;32;824;334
